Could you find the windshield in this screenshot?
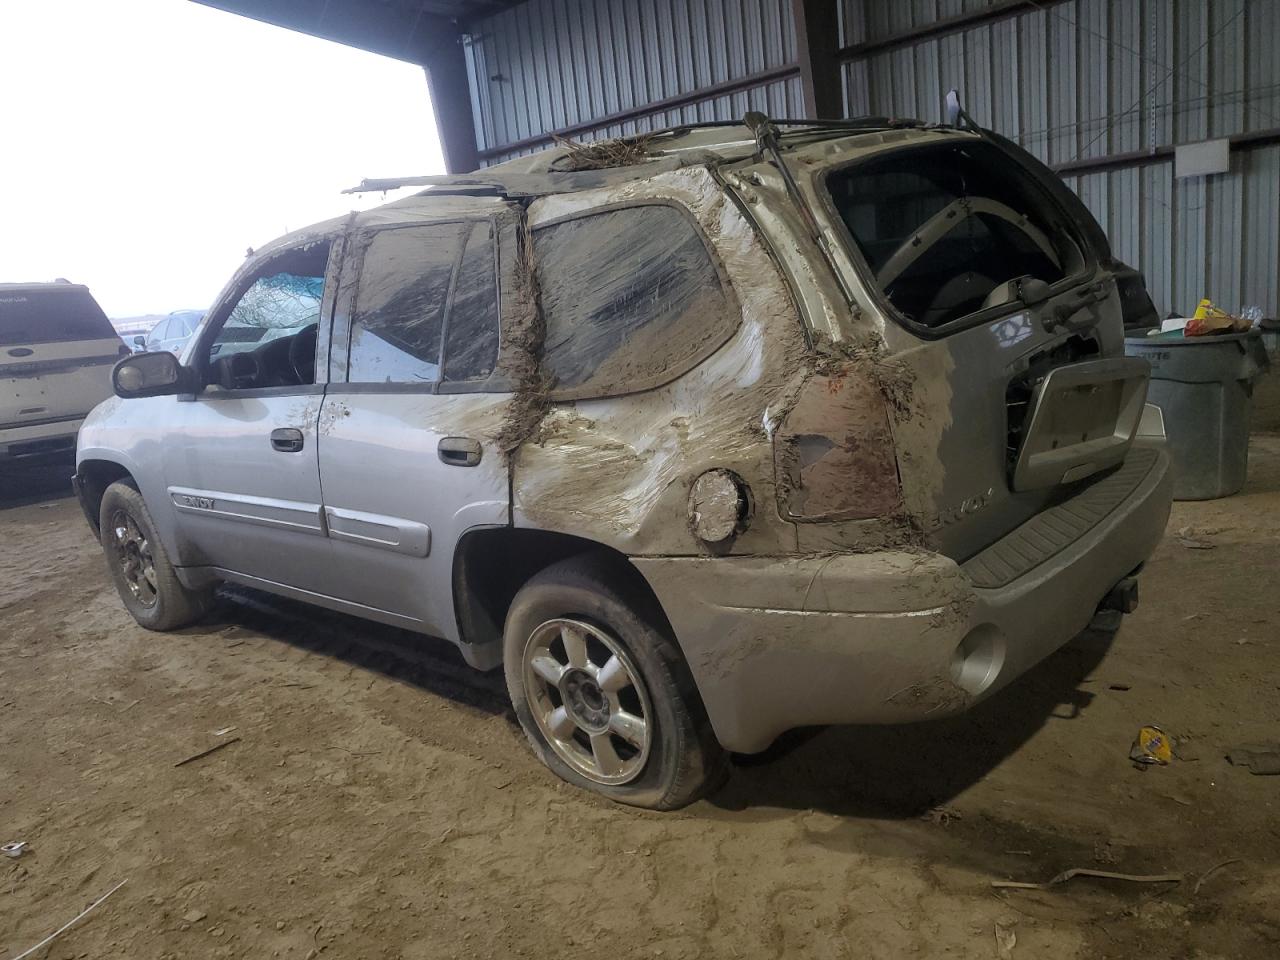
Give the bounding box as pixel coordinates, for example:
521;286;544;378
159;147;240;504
825;140;1086;331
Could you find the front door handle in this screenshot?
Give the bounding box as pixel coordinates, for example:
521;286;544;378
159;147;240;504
438;436;482;467
270;427;305;453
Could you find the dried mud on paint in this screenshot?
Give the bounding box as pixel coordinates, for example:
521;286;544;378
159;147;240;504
493;219;553;460
773;330;927;552
811;329;917;419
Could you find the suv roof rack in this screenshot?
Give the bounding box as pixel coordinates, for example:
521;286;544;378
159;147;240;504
343;114;937;195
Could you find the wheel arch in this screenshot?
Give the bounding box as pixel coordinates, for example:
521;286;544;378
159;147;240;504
75;458;137;533
451;527;676;671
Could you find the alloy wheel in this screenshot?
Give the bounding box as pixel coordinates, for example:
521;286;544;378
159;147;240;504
522;617;653;785
110;509;158;608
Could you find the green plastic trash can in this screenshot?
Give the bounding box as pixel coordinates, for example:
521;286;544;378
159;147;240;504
1124;331;1269;499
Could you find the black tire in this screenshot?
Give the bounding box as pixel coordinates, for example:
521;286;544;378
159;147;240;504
99;481;213;631
503;554;726;810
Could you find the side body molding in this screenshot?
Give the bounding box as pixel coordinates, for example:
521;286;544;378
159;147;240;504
323;506;432;557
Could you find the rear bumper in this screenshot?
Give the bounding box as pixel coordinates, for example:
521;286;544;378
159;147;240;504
0;416;84;459
633;443;1172;753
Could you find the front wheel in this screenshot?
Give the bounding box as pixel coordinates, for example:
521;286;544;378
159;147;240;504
503;555;726;809
99;481;214;631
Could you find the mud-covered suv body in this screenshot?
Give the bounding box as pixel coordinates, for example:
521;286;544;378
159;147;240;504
77;119;1171;801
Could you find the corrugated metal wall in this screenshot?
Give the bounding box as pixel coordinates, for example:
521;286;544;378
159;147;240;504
464;0;802;164
840;0;1280;317
463;0;1279;316
1065;145;1280;320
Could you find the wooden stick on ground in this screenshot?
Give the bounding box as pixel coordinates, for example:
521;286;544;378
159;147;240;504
12;879;127;960
174;736;241;768
992;868;1183;890
1193;859;1242;894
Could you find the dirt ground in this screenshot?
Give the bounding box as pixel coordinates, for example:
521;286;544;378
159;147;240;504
3;378;1279;960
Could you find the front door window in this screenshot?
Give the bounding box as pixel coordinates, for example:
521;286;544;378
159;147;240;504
203;242;331;389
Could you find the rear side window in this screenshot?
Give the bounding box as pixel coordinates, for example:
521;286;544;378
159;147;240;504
532;204;737;399
826;141;1085;332
347;221;499;385
0;287;117;346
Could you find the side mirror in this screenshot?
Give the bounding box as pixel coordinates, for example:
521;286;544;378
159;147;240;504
112;351;191;399
132;335;147;349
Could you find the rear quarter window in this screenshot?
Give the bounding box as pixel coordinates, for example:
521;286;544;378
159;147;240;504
0;287;118;346
532;203;738;399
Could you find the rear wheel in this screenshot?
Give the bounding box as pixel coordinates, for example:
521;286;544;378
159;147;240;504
503;555;726;809
99;481;213;630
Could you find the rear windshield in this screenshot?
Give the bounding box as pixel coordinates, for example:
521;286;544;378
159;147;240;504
0;287;118;346
825;140;1086;332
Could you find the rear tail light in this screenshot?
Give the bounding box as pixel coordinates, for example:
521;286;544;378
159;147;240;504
773;364;902;521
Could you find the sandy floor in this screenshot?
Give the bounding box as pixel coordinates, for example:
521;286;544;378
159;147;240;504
2;384;1279;959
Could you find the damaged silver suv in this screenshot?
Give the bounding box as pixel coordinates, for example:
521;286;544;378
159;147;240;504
76;114;1171;809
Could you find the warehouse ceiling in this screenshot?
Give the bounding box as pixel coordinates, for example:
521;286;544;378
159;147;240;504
193;0;526;64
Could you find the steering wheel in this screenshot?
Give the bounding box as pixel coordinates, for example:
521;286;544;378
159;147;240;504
289;323;319;385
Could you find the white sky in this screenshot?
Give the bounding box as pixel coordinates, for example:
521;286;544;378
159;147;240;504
0;0;444;317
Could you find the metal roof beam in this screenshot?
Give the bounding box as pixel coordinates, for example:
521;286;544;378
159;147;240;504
191;0;455;65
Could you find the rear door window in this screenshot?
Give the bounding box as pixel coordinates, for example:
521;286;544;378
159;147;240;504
442;222;500;383
0;287;118;345
346;221;500;386
532;204;737;399
347;223;465;384
825;140;1086;332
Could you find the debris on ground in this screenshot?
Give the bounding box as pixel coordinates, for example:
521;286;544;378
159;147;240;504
994;919;1017;959
2;840;28;858
174;736;241;768
1129;725;1174;766
1226;743;1280;775
1193;858;1243;894
920;805;962;826
183;909;208;923
1092;840;1121;865
1176;534;1216;549
11;879;127;960
1175;525;1218;549
991;868;1183;891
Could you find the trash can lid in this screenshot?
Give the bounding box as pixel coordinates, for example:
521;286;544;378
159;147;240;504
1124;330;1261;346
1125;329;1269;382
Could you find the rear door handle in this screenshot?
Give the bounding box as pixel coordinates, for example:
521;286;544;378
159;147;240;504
438;436;482;467
270;427;305;453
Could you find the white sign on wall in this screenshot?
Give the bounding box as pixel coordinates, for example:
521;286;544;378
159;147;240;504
1175;138;1231;178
